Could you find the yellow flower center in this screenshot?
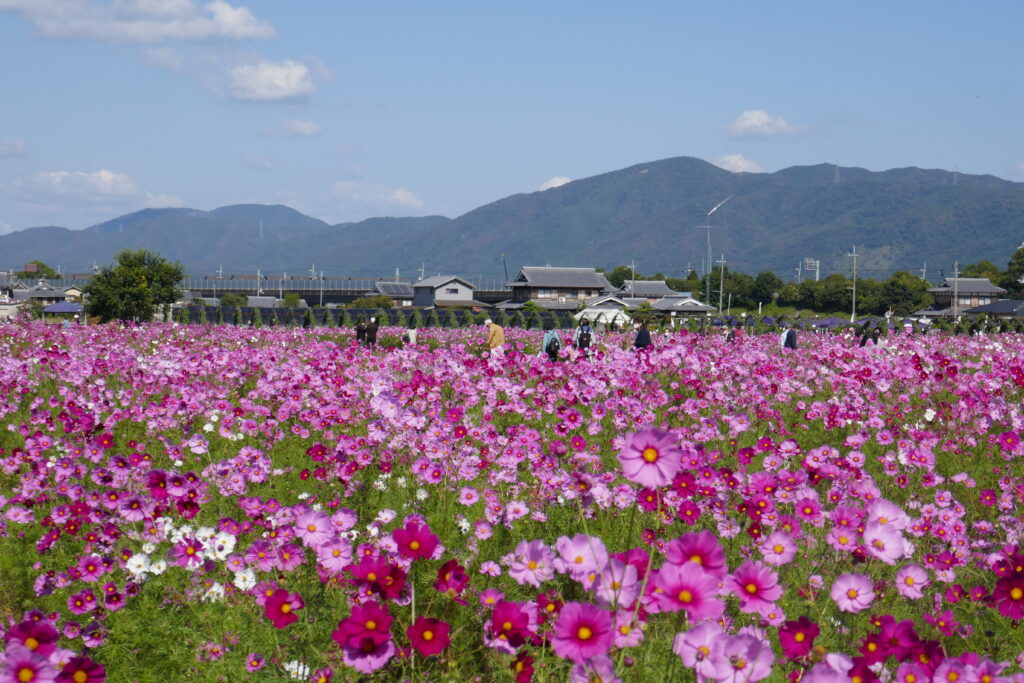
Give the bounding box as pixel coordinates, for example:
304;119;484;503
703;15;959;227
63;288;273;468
410;540;420;550
307;524;317;532
24;637;39;651
503;621;513;631
773;544;784;554
366;572;377;581
794;632;805;642
745;583;758;594
678;590;693;603
642;447;658;463
423;630;434;641
74;672;89;683
18;668;35;683
365;620;376;630
527;561;538;570
280;604;291;614
577;626;592;640
846;589;859;599
1011;587;1023;600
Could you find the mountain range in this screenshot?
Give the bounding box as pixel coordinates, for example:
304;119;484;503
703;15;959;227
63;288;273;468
2;156;1022;280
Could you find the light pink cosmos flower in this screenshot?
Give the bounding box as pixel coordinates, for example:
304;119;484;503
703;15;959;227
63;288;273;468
507;539;555;587
594;558;639;609
862;522;905;565
759;532;796;566
830;573;875;613
894;563;929;599
708;634;774;683
672;621;723;678
653;562;725;622
555;534;609;583
616;427;681;488
294;509;333;548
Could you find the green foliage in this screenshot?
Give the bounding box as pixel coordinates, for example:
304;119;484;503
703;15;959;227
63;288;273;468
408;309;423;329
15;260;58;279
426;309;441;328
84;249;185;323
269;309;280;327
179;306;190;324
513;311;527;328
349;295;394;309
303;308;316;329
251;308;263;328
341;309;353;327
281;292;303;309
219;292;247;308
197;304;207;324
232;306;243;326
216;307;225;325
376;309;390;327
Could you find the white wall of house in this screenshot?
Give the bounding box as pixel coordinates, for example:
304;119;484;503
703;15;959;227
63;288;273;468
434;281;473;301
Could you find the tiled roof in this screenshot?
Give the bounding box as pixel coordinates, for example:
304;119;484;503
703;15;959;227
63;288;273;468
928;278;1007;295
510;267;614;290
966;299;1024;315
621;280;676;297
414;275;475;289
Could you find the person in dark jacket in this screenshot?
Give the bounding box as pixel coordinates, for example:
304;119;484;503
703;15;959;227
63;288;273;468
633;320;652;350
355;318;366;345
572;318;595;359
365;317;379;348
783;326;798;350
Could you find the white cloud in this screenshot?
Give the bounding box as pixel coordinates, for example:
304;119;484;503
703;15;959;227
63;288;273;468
0;0;275;43
227;59;314;102
21;169;140;199
0;139;28;157
539;176;571;191
241;153;273;169
725;109;804;139
280;119;321;137
714;154;763;173
0;219;14;235
331;181;425;210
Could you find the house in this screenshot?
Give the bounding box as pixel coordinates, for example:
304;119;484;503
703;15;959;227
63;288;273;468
651;293;716;316
917;278;1007;317
965;299;1024;319
505;267;616;310
11;280;77;306
620;280;677;302
373;281;415;307
413;276;485;308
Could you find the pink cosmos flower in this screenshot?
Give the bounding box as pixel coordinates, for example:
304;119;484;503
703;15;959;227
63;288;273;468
778;615;820;660
294;509;333;548
894;564;929;599
5;619;59;656
759;532;796;566
594;558;639;609
616;427;681;488
58;655;106;682
316;538;353;574
507;540;555;587
663;530;728;577
863;522;905;565
672;621;723;678
551;602;614;664
569;654;621;683
653;562;725;621
726;561;783;615
341;637;395;674
555;534;609;583
3;646;57;683
830;573;875;613
708;634;774;683
169;536;204;568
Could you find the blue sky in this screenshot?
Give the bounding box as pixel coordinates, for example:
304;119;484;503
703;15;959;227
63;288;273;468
1;1;1022;234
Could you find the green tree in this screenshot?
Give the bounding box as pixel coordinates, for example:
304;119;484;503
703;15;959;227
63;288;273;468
84;249;184;323
282;293;303;309
350;295;394;309
881;271;932;315
961;260;1002;281
233;306;243;326
752;272;784;306
303;308;316;328
220;292;247;307
251;308;263;328
16;260;59;279
1002;246;1024;298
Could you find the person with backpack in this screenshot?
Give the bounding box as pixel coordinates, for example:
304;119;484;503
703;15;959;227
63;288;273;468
783;325;798;350
573;317;595;359
541;320;561;361
365;317;379;348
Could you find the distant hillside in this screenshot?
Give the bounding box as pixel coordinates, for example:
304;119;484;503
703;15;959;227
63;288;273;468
2;158;1022;278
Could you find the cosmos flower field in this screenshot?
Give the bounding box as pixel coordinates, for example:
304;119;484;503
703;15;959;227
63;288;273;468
1;321;1023;682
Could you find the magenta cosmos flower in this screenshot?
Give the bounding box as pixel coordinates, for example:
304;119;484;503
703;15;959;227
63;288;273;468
708;634;775;683
508;539;555;587
406;616;451;657
555;534;609;583
664;530;728;578
392;520;440;561
653;562;725;621
830;573;875;613
551;602;615;664
617;427;681;488
264;588;304;628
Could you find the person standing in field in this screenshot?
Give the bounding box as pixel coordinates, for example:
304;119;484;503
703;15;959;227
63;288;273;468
484;318;505;364
541;320;561;361
365;317;379;348
573;317;595;360
355;317;366;345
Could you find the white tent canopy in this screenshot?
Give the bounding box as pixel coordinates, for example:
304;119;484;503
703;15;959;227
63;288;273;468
573;308;632;329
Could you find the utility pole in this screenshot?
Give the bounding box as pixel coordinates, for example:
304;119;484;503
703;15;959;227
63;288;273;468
848;247;858;323
630;259;636;296
952;261;960;319
418;263;426;282
920;262;927;283
697;196;730;305
320;271;324;307
256;269;262;295
716;254;726;315
795;262;802;283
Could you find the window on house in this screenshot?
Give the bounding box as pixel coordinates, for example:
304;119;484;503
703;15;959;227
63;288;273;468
445;287;459;295
537;289;553;299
